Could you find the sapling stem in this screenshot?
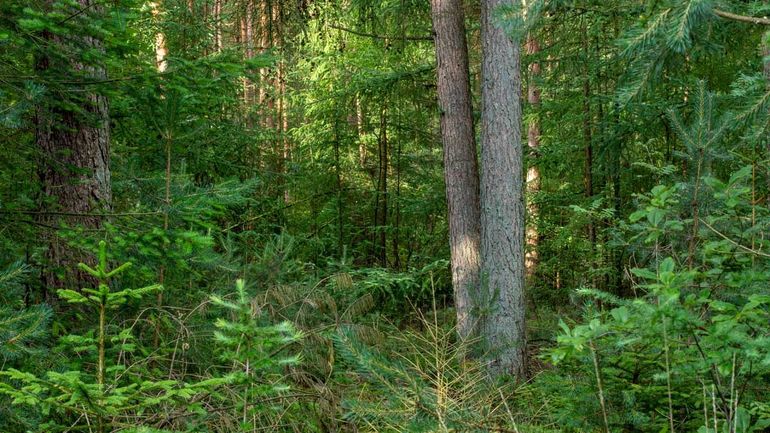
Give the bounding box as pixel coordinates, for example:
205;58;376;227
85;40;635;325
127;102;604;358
589;339;610;433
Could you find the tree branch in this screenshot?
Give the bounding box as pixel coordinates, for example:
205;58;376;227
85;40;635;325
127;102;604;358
329;24;433;41
713;9;770;25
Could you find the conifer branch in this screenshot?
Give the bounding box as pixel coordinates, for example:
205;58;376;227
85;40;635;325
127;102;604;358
713;9;770;25
329;25;433;41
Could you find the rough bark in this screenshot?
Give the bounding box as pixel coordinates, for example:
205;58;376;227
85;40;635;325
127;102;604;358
480;0;527;377
525;35;541;282
429;0;482;341
36;0;111;299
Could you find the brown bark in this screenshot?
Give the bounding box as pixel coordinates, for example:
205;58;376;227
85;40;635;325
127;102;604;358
480;0;527;377
714;8;770;25
429;0;482;341
214;0;223;52
265;0;275;131
244;0;255;106
764;30;770;207
392;137;402;270
36;0;111;299
525;35;541;282
374;106;389;267
274;0;290;204
356;97;367;168
150;0;171;345
583;31;595;249
259;0;270;125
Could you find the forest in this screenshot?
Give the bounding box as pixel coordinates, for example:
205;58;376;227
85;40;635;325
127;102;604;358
2;0;770;431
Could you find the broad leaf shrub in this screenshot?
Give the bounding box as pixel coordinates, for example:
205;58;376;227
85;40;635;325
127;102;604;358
546;166;770;433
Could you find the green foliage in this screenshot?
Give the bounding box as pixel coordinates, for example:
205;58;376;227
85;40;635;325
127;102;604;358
0;262;51;432
5;0;770;430
333;309;540;432
0;262;50;362
211;278;301;383
549;158;770;431
0;242;231;433
206;279;303;431
0;304;51;362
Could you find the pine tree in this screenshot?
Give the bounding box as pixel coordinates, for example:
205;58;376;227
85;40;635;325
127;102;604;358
479;0;527;377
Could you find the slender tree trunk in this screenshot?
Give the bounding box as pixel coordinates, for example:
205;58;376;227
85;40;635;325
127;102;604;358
374;105;389;267
150;0;171;347
763;30;770;206
260;0;275;131
274;0;290;204
356;97;368;168
334;115;344;257
258;0;269;116
480;0;527;377
392;130;402;270
244;0;255;106
525;35;541;282
36;0;111;299
214;0;223;52
429;0;482;341
582;25;595;251
151;2;169;73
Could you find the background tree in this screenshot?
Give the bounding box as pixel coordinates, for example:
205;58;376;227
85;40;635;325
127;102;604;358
34;0;112;298
430;0;481;341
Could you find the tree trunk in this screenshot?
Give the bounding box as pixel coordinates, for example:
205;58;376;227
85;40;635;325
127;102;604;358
244;0;255;106
150;1;168;73
392;132;402;270
480;0;527;377
356;97;368;169
36;0;111;299
150;0;171;346
525;35;541;282
429;0;482;341
374;105;389;267
214;0;223;53
763;30;770;207
582;28;595;252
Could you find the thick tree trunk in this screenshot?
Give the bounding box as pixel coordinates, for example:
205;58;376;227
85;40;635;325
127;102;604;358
480;0;526;377
429;0;482;341
36;0;111;299
525;35;541;282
